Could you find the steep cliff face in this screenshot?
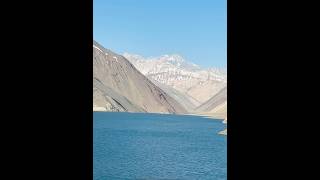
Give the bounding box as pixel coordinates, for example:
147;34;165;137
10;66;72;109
93;41;187;114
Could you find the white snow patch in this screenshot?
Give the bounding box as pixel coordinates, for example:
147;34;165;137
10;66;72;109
93;45;103;52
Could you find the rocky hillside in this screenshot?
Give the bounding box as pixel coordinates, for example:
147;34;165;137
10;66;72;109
195;86;227;118
123;53;227;105
149;79;197;112
93;41;187;114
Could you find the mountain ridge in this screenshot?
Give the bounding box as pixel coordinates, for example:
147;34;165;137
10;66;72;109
195;86;227;118
93;40;187;114
124;53;227;105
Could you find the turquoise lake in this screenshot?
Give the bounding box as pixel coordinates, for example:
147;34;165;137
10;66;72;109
94;112;227;180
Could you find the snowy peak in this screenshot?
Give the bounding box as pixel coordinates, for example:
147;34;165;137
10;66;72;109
123;53;204;73
123;52;227;104
123;53;226;81
157;54;201;71
159;54;184;63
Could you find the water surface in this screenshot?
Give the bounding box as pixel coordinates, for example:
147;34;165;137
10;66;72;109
94;112;226;180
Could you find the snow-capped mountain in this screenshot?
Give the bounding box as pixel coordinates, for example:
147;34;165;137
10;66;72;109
123;53;227;105
93;41;187;114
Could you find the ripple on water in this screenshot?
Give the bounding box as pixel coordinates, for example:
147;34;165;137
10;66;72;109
94;112;227;180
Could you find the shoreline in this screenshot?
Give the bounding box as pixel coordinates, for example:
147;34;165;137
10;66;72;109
92;108;225;120
93;110;226;121
93;110;227;135
218;128;227;136
93;110;208;117
184;113;225;120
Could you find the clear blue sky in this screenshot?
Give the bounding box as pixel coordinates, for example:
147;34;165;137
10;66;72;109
94;0;226;68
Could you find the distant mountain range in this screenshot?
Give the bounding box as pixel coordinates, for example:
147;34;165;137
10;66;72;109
93;41;187;114
123;53;227;106
123;53;227;115
93;40;227;118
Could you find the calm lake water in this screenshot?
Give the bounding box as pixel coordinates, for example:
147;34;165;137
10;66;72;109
94;112;227;180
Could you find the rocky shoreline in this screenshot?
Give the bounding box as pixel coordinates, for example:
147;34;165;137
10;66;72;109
185;113;227;136
218;128;227;136
219;117;227;136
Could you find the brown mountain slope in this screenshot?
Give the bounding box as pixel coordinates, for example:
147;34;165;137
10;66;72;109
93;40;187;114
